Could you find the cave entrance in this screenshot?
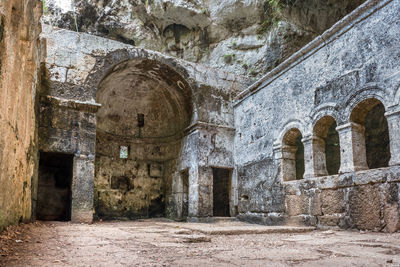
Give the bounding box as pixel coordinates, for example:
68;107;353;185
212;168;231;217
37;152;73;221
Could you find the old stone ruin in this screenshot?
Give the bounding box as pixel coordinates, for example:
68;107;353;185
0;0;399;234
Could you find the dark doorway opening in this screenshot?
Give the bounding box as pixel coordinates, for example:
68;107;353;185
365;103;390;169
37;152;73;221
325;121;340;175
295;134;305;180
212;168;231;217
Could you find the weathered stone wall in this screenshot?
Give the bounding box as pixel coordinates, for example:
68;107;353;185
0;0;42;230
234;0;400;231
40;25;249;221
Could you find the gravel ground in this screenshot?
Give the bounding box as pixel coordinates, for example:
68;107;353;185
0;219;399;266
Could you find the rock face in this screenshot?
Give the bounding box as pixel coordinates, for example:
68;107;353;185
42;0;365;78
0;0;42;231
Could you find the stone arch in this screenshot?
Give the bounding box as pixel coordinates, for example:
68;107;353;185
344;85;388;122
312;116;340;176
349;97;391;169
92;49;196;220
310;103;340;126
281;128;305;181
84;48;197;123
275;119;307;146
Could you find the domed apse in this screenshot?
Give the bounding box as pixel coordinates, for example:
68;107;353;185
94;58;192;220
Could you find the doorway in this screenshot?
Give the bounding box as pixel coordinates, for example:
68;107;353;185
37;152;73;221
212;168;231;217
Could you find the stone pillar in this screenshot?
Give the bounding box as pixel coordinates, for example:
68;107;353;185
197;166;213;217
71;154;95;223
169;171;184;219
230;168;238;216
302;136;314;179
303;135;328;178
188;166;199;217
279;145;298;181
336;122;368;173
385;109;400;166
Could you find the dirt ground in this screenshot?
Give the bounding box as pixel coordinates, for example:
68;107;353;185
0;219;399;267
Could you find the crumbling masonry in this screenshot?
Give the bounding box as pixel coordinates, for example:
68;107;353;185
1;0;399;232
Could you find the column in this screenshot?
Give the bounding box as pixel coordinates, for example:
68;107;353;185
71;154;95;223
279;145;298;181
197;166;213;217
188;165;199;217
336;122;368;173
385;109;400;166
303;135;328;178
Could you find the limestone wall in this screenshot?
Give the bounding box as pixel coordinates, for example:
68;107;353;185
234;0;400;231
0;0;42;230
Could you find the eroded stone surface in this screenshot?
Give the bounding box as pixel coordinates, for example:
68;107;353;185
0;0;42;231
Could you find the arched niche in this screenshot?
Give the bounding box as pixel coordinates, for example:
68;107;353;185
350;98;390;169
313;116;340;176
94;58;193;219
281;128;305;181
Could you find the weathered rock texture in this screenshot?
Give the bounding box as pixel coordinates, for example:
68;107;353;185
234;0;400;232
39;24;248;221
41;0;365;79
0;0;42;231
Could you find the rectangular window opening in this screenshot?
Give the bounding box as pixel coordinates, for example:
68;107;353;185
120;145;129;159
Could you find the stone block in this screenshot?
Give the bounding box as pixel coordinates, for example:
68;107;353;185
284;182;301;195
316;173;353;190
353;168;387;186
318;214;342;227
197;166;213;185
66;53;96;85
321;189;345;214
285;195;308;216
348;185;382;230
286;215;317;226
382;183;400;233
149;163;163;178
198;185;212;217
309;190;322;216
387;166;400;183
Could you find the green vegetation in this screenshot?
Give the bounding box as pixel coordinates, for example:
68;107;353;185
249;68;258;76
241;61;249;70
222;53;235;64
257;0;297;35
42;0;48;14
201;8;209;15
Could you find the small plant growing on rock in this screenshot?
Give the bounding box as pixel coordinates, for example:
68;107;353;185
249;68;258;76
201;8;209;15
42;0;48;14
257;0;297;35
223;54;235;64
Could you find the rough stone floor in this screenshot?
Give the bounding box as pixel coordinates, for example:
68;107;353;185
0;219;399;266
